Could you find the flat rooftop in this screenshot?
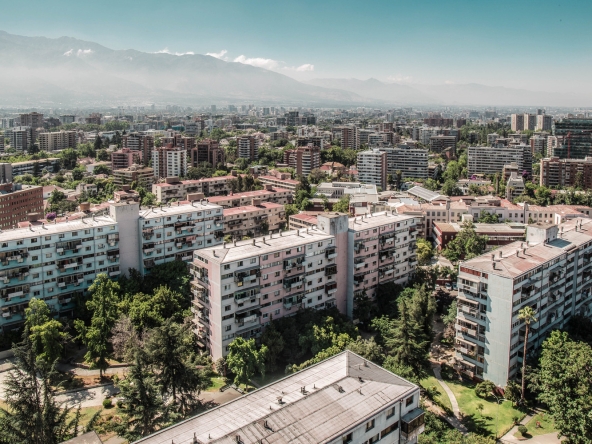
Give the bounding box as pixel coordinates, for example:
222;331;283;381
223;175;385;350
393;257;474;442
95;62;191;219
134;351;416;444
407;186;449;202
139;201;222;220
348;211;416;231
223;202;283;217
460;218;592;279
207;188;291;203
434;222;526;234
153;176;234;187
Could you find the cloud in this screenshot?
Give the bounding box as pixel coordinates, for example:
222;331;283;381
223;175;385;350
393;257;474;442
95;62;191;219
154;48;195;56
233;55;280;70
234;55;314;73
206;50;228;61
63;49;93;57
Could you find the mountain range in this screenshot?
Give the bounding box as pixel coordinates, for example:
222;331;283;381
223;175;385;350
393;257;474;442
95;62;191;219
0;31;588;107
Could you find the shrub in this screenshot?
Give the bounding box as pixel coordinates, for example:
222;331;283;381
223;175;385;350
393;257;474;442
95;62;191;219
512;415;520;424
102;398;113;408
518;425;528;436
116;399;123;408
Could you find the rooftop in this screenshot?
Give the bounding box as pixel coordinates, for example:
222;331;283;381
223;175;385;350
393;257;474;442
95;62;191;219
348;211;416;231
153;176;234;187
258;175;299;185
460;218;592;279
207;188;291;203
138;201;222;220
434;222;526;235
223;202;283;217
407;186;449;203
134;351;416;444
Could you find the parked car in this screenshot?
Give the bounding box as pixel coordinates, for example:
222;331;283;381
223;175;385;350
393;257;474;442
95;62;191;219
445;282;452;290
452;282;458;290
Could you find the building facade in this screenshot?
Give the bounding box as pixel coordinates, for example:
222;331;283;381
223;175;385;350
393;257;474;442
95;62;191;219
151;146;188;178
237;136;257;160
112;165;154;188
454;219;592;387
468;145;532;176
283;144;321;177
122;133;155;165
539;156;592;190
0;184;43;230
152;176;234;203
207;186;293;208
38;131;77;151
223;201;286;239
357;149;387;189
383;145;429;180
111;148;143;171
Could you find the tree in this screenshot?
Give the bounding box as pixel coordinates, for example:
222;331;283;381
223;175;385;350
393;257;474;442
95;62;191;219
535;331;592;443
71;166;85;181
60;148;78;169
475;380;495;398
111;315;143;363
260;321;284;373
518;306;537;403
332;195;350;213
93;164;110;175
186;162;214;180
346;337;384;364
284;204;299;220
74;274;120;377
443;160;462;182
226;337;267;388
115;351;165;441
0;335;81;444
416;238;433;266
478;211;500;223
441;179;462;197
442;221;488;263
24;299;67;370
96;149;109;161
504;380;521;406
93;135;103;152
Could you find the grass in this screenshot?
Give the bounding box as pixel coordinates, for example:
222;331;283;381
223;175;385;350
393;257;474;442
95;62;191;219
514;412;557;438
444;377;526;437
206;376;226;392
420;373;453;413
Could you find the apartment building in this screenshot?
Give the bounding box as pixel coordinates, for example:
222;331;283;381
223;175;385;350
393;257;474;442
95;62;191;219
190;138;225;167
357;149;387;189
237;135;257;160
0;183;43;230
18;112;44;128
0;213;121;332
341;125;360;150
383;145;429;180
0;164;12;183
223;201;286;239
60;115;76;125
0;134;3;152
530;135;547;156
454;218;592;386
38;131;77;151
429;135;457;155
152;176;234;203
135;201;223;275
348;213;418;314
552;118;592;159
536;114;553;131
524;114;536;131
468;145;532;176
283;144;321;177
10;158;61;177
257;172;299;192
6;127;32;152
111;148;143;171
506;172;525;200
433;222;525;251
85;113;102;125
134;351;424;444
511;114;524;132
122;133;155;164
207;186;293;208
540;156;592;190
151;146;188;178
112;165;154;188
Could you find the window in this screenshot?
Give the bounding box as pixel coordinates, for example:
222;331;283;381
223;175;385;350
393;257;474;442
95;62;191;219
366;419;375;431
406;395;414;407
274;309;280;315
262;254;268;261
380;421;399;438
250;258;257;264
274;252;280;258
369;435;379;444
46;271;53;276
45;253;52;258
263;274;268;280
225;305;231;312
224;264;230;270
342;432;353;443
386;407;395;418
238;261;243;266
16;240;23;245
225;325;232;331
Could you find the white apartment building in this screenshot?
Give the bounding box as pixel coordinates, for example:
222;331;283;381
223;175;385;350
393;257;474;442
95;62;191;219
383;145;429;179
468;145;532;176
536;114;553;131
5;127;32;152
0;201;224;332
134;351;425;444
454;218;592;387
151;146;187;178
38;131;77;151
357;149;387;189
237;135;257;160
189;212;418;359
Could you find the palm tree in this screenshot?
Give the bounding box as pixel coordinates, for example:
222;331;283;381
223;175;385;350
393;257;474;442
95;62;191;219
518;306;537;403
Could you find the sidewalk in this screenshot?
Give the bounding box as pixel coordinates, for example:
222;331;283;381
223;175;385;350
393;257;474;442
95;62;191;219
432;364;468;434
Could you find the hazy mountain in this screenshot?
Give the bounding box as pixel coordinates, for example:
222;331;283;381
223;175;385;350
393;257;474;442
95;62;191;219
305;78;435;105
0;31;369;107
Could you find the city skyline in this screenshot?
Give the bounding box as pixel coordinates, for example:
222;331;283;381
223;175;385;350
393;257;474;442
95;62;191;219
0;0;590;96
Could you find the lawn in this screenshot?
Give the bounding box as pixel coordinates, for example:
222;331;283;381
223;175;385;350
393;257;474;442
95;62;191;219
514;412;557;438
420;373;453;413
444;378;526;437
206;376;226;392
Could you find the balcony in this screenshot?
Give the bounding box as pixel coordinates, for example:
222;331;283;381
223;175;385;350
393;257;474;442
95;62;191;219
354;260;365;269
325;265;338;276
234;268;260;285
284;256;305;270
234;287;261;302
401;408;425;442
56;258;83;272
0;249;29;264
325;248;337;259
107;235;119;246
0;284;30;299
55;240;83;254
0;267;30;283
107;251;120;262
325;283;337;295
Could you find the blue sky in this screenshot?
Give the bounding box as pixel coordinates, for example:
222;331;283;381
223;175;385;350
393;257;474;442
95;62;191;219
1;0;591;92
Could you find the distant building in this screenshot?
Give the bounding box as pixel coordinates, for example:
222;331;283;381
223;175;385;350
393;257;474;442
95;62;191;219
551;118;592;159
530;135;547;156
151;146;187;178
433;221;526;251
59;115;76;125
190;138;225;167
207;186;292;208
0;183;43;230
19;112;44;128
536;114;553;131
283;144;321;177
468;145;532;176
38;130;77;151
223;200;286;238
383;145;429;180
237;135;257;160
6;127;33;152
112;164;154;188
10;158;60;177
506;172;525;200
111;148;142;171
85;113;102;125
357;149;387;189
540;156;592;190
122;133;154;165
341;125;360;150
429;135;457;155
511;114;524;132
257;172;299;192
0;163;12;183
151;176;234;203
524;113;536;131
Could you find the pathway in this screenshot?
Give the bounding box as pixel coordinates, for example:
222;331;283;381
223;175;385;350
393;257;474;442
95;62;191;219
499;412;563;444
432;364;469;434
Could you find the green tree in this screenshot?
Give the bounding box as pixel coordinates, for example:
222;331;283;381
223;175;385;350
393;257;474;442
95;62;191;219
260;321;285;373
0;335;81;444
96;149;109;161
441;179;463;196
416;238;433;266
71;166;85;181
332;195;350;213
504;380;521;406
443;160;462;182
24;299;67;369
442;221;488;263
475;380;495;398
518;306;537;403
346;337;384;364
60;148;78;169
186;162;214;180
93;135;103;152
284;204;299;221
477;211;501;223
226;337;267;388
535;331;592;443
146;319;209;415
115;352;165;441
74;274;120;377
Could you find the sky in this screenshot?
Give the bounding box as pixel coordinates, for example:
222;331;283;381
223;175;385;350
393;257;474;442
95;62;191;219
0;0;591;93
